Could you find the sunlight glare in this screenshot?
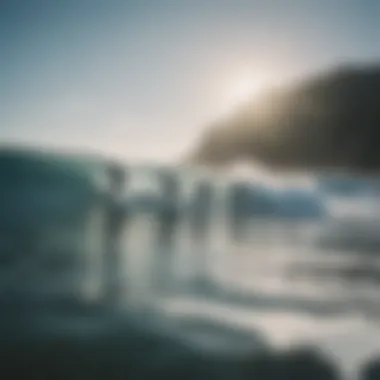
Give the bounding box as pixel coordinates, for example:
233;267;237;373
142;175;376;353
221;69;268;113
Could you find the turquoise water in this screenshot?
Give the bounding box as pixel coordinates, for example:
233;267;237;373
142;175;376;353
121;213;380;379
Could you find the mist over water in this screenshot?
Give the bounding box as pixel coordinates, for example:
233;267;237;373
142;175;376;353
111;167;380;378
2;155;380;379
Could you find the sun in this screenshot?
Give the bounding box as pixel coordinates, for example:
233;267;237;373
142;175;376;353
232;73;264;102
222;69;267;112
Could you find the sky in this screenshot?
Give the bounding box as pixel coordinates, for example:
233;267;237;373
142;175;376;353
2;0;380;163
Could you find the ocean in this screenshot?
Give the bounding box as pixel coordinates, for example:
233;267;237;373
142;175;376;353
122;213;380;379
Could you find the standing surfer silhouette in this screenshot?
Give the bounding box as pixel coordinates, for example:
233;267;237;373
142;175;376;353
103;162;129;304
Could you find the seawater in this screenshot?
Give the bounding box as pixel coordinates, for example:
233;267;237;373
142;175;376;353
120;214;380;379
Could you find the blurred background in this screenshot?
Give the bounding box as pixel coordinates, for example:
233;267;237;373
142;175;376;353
2;1;380;379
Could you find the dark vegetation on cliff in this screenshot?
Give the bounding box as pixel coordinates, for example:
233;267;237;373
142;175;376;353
192;65;380;173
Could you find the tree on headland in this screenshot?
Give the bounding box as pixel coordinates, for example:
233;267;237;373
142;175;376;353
191;64;380;173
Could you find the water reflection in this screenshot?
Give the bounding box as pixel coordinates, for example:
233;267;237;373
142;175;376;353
2;151;380;378
115;167;380;314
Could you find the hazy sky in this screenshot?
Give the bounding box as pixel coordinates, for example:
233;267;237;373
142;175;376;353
2;0;379;163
